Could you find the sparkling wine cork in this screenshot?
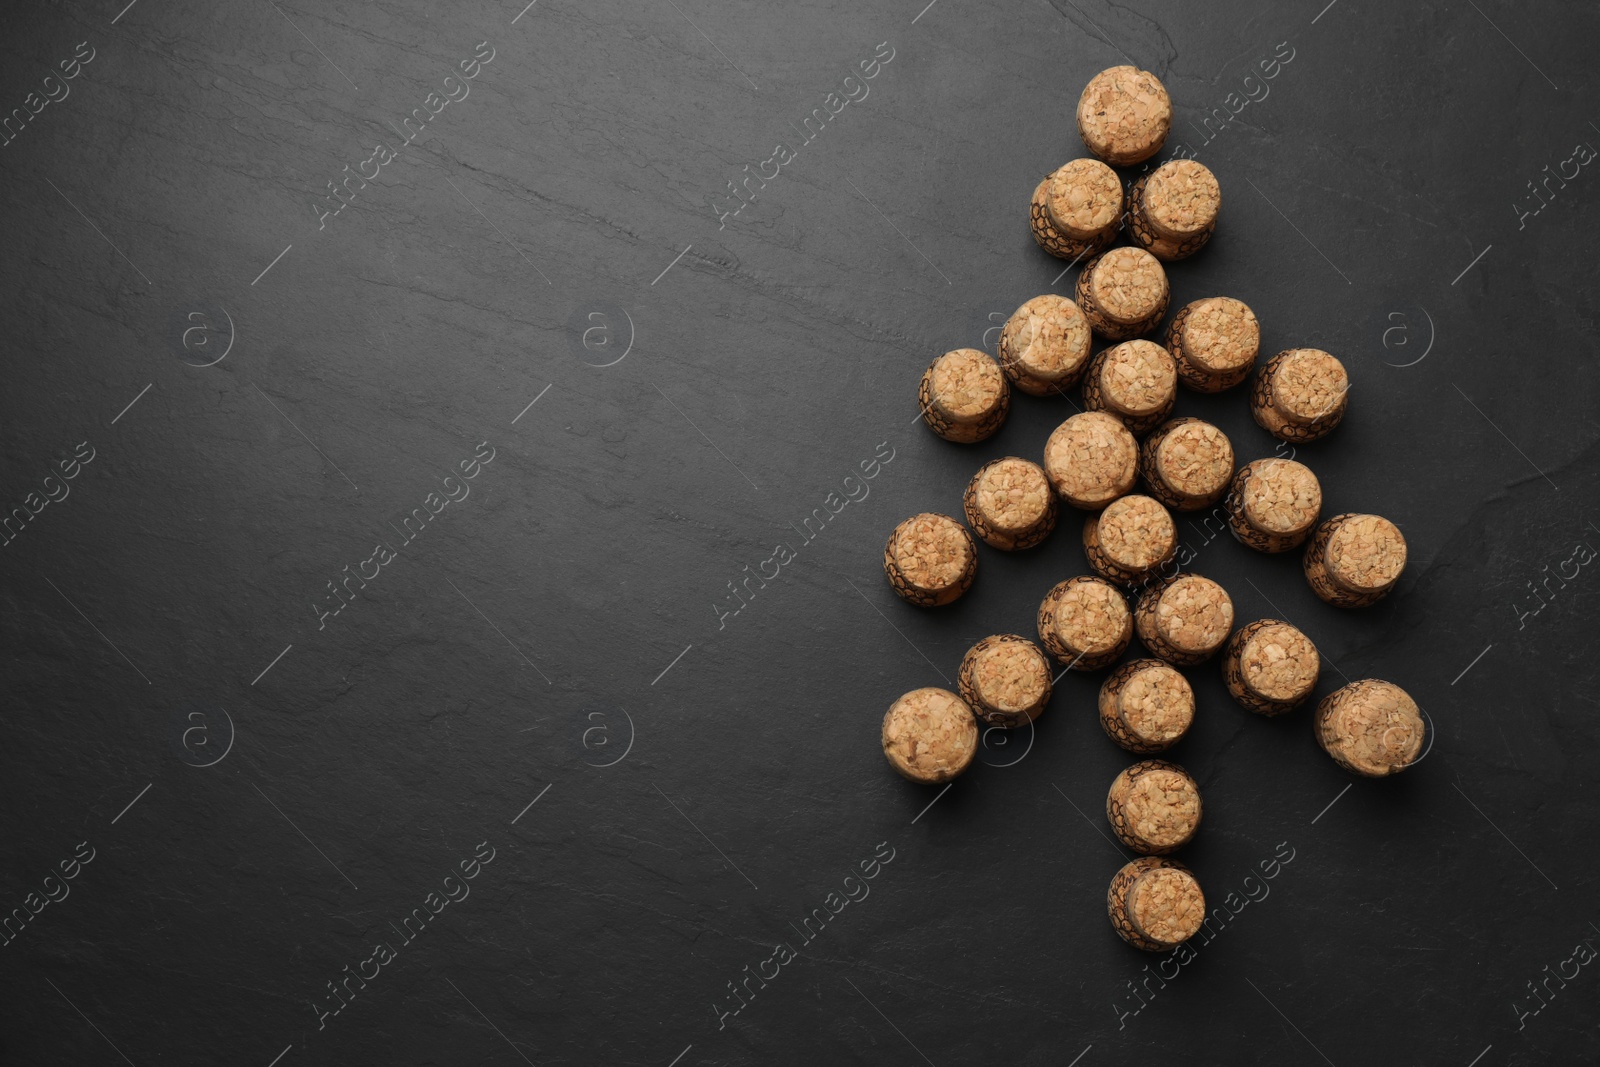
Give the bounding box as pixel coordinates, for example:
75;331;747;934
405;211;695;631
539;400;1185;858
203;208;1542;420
1304;513;1407;607
1036;575;1132;671
957;634;1053;728
1083;494;1177;587
1042;411;1139;510
1134;573;1234;666
1127;160;1220;261
1226;458;1322;553
1164;297;1260;392
1139;417;1234;511
1098;659;1194;753
1075;247;1170;342
1077;65;1172;166
1082;339;1178;436
1108;856;1205;951
1106;759;1202;854
1221;619;1319;716
881;687;980;784
963;457;1057;551
997;294;1093;397
883;513;977;607
919;348;1009;443
1029;159;1123;261
1314;679;1425;777
1251;348;1349;443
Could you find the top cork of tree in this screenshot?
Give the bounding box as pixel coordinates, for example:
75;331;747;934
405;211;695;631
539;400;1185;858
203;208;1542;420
1077;65;1172;166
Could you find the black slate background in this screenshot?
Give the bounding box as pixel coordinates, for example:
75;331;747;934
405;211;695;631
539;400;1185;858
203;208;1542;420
2;0;1598;1064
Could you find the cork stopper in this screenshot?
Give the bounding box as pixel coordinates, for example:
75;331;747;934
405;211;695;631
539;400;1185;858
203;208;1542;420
1042;411;1139;510
1099;659;1194;753
919;348;1009;443
1315;679;1425;777
1306;513;1407;607
1083;339;1177;435
881;687;980;784
1168;297;1259;391
1107;759;1202;854
997;294;1092;396
1037;575;1132;671
1084;494;1177;586
1228;458;1321;553
1141;160;1221;239
1076;65;1172;165
1135;573;1234;666
963;457;1057;551
1046;158;1124;239
1080;247;1169;332
1253;349;1348;442
1030;179;1118;262
1223;619;1319;715
1140;417;1234;511
957;634;1053;728
883;513;977;607
1108;856;1204;951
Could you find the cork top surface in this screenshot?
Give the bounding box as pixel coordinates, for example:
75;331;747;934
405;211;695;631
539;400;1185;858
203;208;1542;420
1096;494;1176;570
888;513;974;592
1047;158;1123;238
1077;65;1172;164
1048;577;1131;654
1179;297;1260;373
1326;514;1408;590
1240;621;1319;702
1116;763;1201;848
1242;459;1321;534
1128;866;1206;944
1118;661;1194;743
1043;411;1138;508
882;687;979;783
929;348;1004;418
1002;295;1091;383
968;636;1050;713
1086;247;1169;325
1271;348;1348;422
1153;419;1234;496
1328;680;1424;775
1152;575;1234;653
972;457;1052;532
1143;160;1221;237
1097;340;1177;416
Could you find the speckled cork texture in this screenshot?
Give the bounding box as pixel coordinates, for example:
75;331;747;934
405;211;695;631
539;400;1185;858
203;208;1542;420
1127;160;1220;261
881;687;981;784
1083;494;1177;587
963;457;1057;550
1165;297;1260;392
1107;759;1203;854
1251;348;1349;442
1134;572;1234;666
1028;159;1123;261
957;634;1053;728
1030;177;1120;261
997;294;1093;397
1315;679;1426;777
1037;575;1133;671
1082;338;1178;436
1076;65;1172;166
919;348;1010;443
1108;856;1205;952
1226;458;1322;553
1305;513;1408;607
1042;411;1139;510
1098;659;1194;753
1140;417;1235;511
1221;619;1320;716
883;513;977;607
1075;247;1170;342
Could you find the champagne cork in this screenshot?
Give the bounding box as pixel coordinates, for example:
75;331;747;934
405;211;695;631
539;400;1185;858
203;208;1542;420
1106;759;1202;854
957;634;1053;728
997;294;1093;397
1314;679;1425;777
1076;65;1172;166
963;457;1057;551
1029;159;1123;261
883;513;977;607
1127;160;1221;261
1226;458;1321;553
1075;247;1170;342
1037;575;1132;671
1221;619;1319;716
1098;659;1194;753
881;687;980;784
1108;856;1205;952
1134;573;1234;666
1083;494;1177;587
1304;513;1407;607
1081;338;1178;436
1042;411;1139;510
1251;348;1349;443
919;348;1010;443
1139;417;1234;511
1164;297;1260;392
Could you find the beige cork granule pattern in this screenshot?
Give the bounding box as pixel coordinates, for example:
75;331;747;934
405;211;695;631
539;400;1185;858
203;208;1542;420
1327;514;1407;591
1077;65;1172;165
958;635;1051;724
1043;411;1139;509
1315;679;1425;777
1047;157;1123;238
1128;865;1207;944
971;458;1053;534
1093;340;1177;417
1115;661;1194;746
1030;179;1119;262
1108;856;1201;951
1108;760;1202;853
1143;160;1221;239
1239;621;1319;704
1038;576;1132;669
1143;574;1233;657
1241;459;1322;535
1085;247;1170;325
887;513;975;595
1271;349;1349;424
1177;297;1259;376
1148;418;1233;504
1093;494;1177;572
881;687;980;784
998;294;1092;393
929;348;1006;419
